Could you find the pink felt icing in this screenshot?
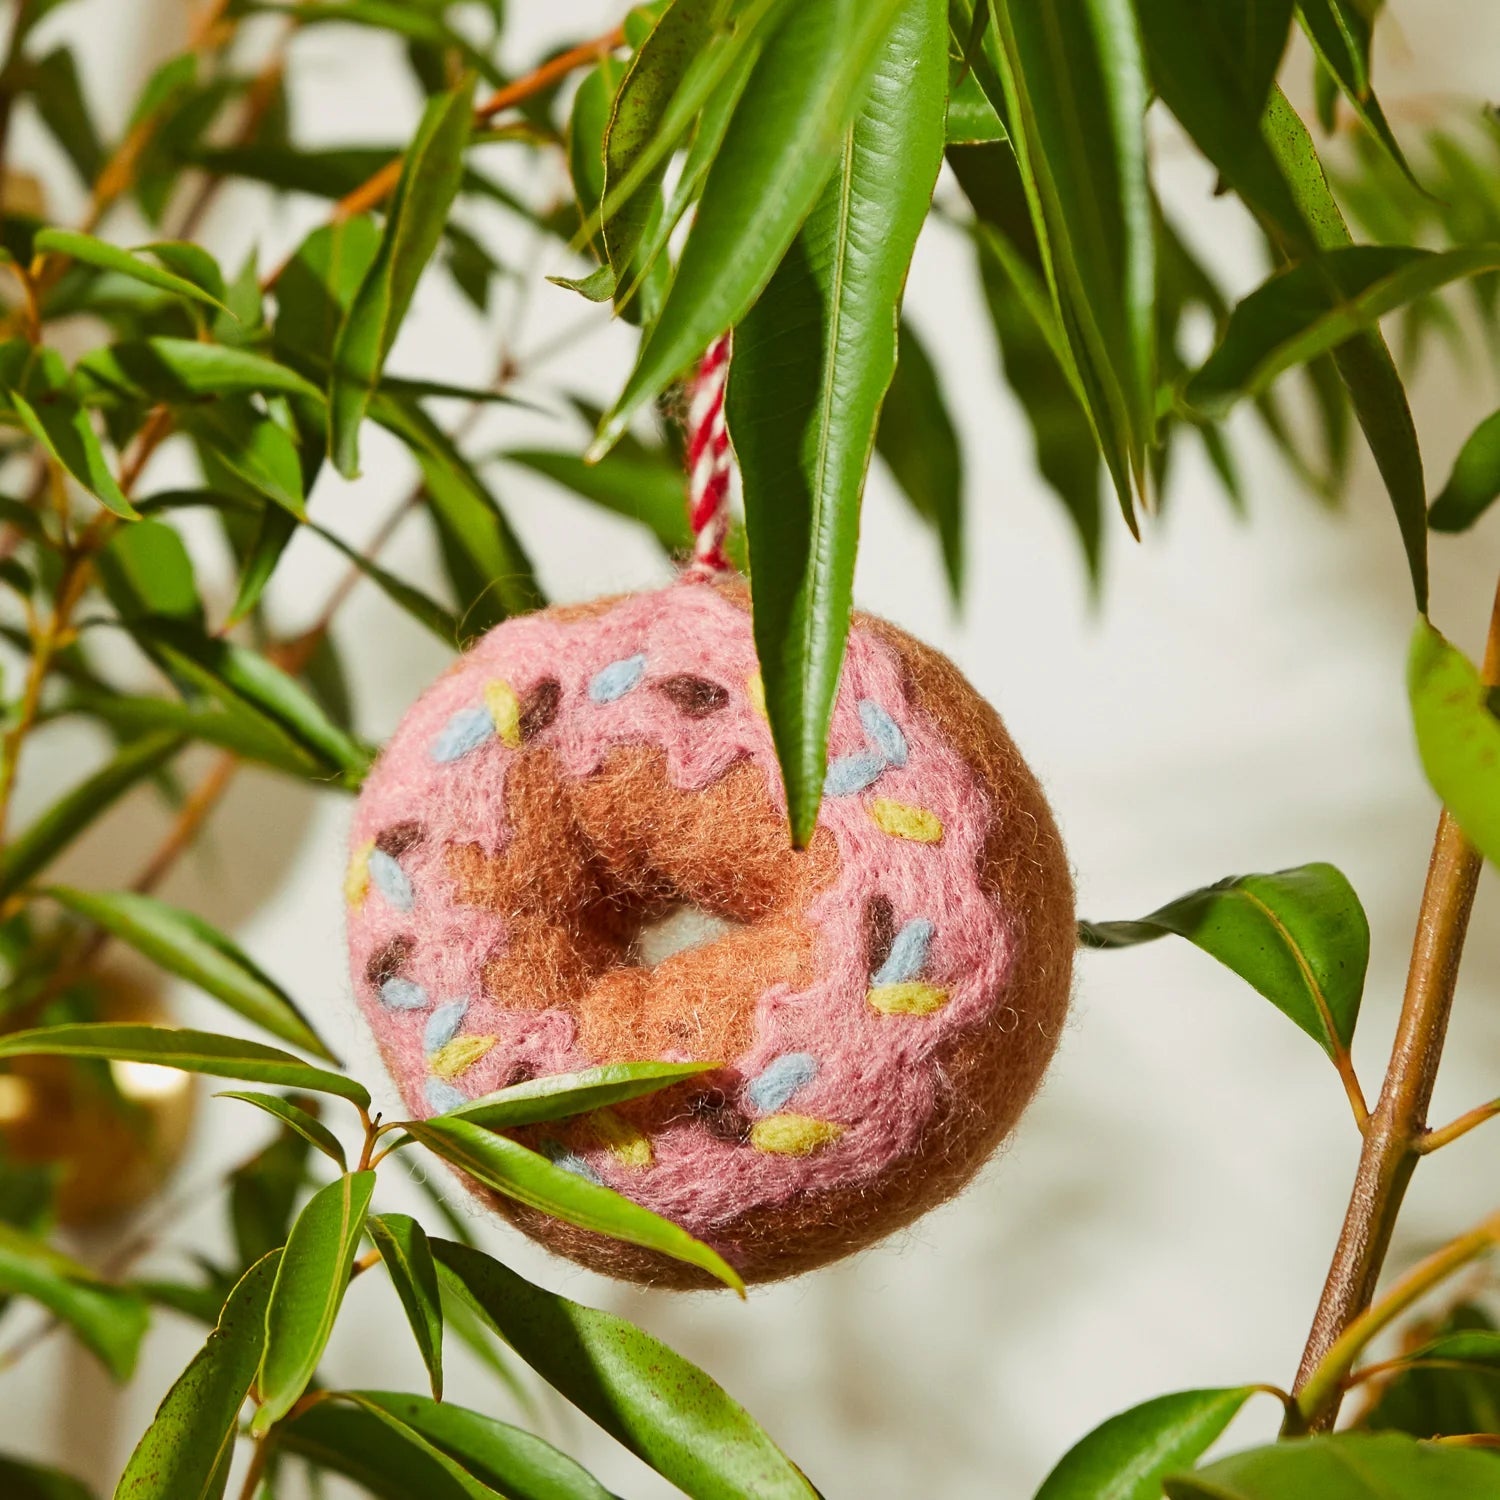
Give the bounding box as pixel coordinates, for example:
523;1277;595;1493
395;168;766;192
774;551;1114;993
345;584;1012;1253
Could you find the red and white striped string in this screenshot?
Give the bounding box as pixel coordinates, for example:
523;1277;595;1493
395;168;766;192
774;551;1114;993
684;334;734;579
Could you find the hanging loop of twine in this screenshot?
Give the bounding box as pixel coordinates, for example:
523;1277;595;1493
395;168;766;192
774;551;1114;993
684;334;734;579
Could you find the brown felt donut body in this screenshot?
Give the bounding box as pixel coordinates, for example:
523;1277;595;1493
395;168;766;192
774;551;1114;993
346;583;1072;1286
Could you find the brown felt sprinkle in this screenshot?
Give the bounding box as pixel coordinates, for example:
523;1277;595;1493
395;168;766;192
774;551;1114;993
865;893;896;976
519;678;562;740
364;934;413;987
656;674;729;717
688;1089;752;1144
375;820;424;858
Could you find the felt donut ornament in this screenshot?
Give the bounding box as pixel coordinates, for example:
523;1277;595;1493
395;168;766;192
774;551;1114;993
345;579;1074;1286
345;341;1072;1286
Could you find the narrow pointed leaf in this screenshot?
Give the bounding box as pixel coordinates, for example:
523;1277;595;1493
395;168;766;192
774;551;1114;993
1261;86;1428;609
227;504;297;626
329;83;473;476
1163;1431;1500;1499
181;399;306;518
0;731;183;896
0;1223;147;1382
278;1400;480;1500
77;339;322;405
346;1392;616;1500
440;1060;719;1130
41;887;334;1060
1430;407;1500;532
1408;620;1500;868
10;392;139;520
594;0;909;456
875;320;964;601
1188;246;1500;414
114;1250;280;1500
1080;863;1370;1058
408;1117;742;1293
1036;1387;1260;1500
0;1025;369;1106
33;229;231;315
728;0;946;844
433;1240;818;1500
367;1215;443;1400
215;1092;347;1169
307;517;461;646
254;1170;377;1432
0;1455;93;1500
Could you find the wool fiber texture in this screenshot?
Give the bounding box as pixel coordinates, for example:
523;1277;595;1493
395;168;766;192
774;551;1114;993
346;581;1073;1285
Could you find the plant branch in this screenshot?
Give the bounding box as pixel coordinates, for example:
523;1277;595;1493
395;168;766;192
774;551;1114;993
1418;1096;1500;1154
1287;576;1500;1432
1295;1205;1500;1423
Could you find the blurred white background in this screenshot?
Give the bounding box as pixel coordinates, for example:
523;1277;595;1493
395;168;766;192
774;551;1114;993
3;2;1500;1496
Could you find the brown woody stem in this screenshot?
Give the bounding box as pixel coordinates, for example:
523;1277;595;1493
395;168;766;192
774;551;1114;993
1287;579;1500;1432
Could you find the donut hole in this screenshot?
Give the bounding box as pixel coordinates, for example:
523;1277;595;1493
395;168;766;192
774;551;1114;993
627;904;743;967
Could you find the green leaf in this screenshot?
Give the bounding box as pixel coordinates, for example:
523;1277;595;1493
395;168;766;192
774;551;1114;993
593;0;910;458
272;216;382;367
375;394;543;633
10;392;139;520
985;0;1156;516
216;1091;348;1169
1188;246;1500;415
440;1060;719;1130
96;518;201;622
1080;862;1370;1058
367;1215;444;1401
41;888;335;1060
230;1111;313;1269
0;1025;369;1107
329;83;473;477
254;1171;377;1433
728;0;946;846
279;1400;477;1500
1262;87;1428;610
601;0;720;284
33;229;231;315
1297;0;1415;185
77;339;322;405
946;64;1008;146
1036;1387;1260;1500
874;320;964;600
1163;1432;1500;1499
306;518;462;646
568;54;626;265
434;1240;817;1500
503;446;691;555
0;1222;147;1382
1359;1313;1500;1437
182;398;306;518
343;1391;616;1500
0;732;183;897
25;47;105;189
114;1250;280;1500
1430;407;1500;532
408;1116;743;1293
227;504;297;626
128;617;372;782
0;1454;93;1500
1408;619;1500;868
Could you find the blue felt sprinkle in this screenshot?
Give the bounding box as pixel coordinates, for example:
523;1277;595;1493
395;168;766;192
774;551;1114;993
425;1077;469;1114
380;976;429;1011
539;1138;603;1185
873;918;935;985
825;749;886;797
859;699;908;767
588;653;647;704
746;1052;819;1115
424;1001;469;1055
368;849;415;912
430;706;494;763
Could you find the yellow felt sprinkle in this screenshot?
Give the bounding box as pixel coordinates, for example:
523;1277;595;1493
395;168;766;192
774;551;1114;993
344;840;374;908
749;1114;846;1156
867;982;950;1017
586;1108;654;1169
746;670;767;721
484;678;522;748
869;798;943;843
429;1035;496;1081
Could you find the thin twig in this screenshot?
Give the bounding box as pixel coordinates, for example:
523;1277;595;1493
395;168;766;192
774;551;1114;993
1418;1096;1500;1154
1287;577;1500;1432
